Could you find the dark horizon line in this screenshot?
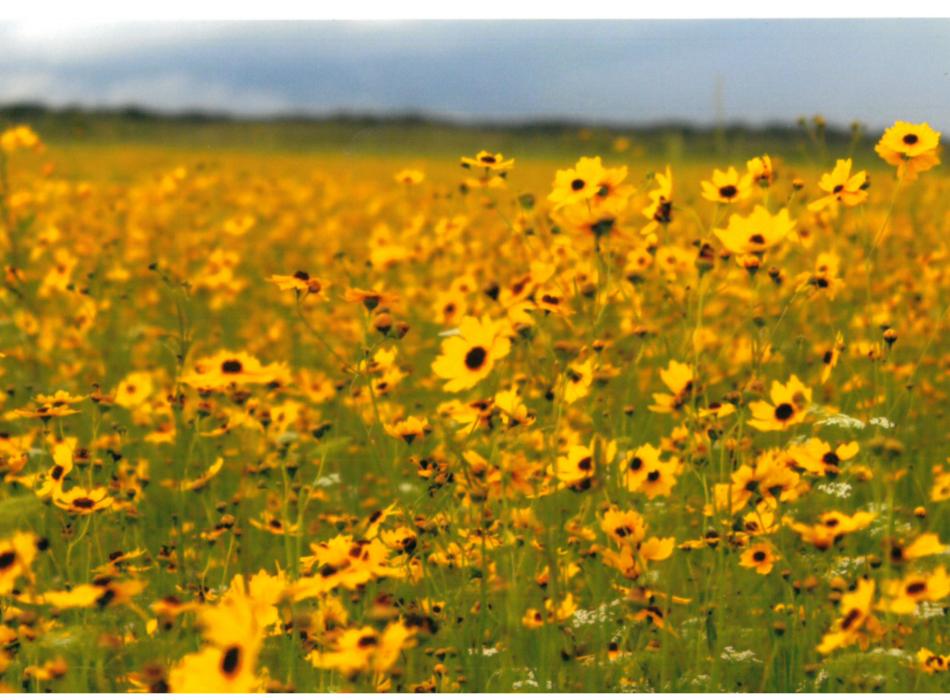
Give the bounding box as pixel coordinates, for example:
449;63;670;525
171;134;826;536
0;100;877;137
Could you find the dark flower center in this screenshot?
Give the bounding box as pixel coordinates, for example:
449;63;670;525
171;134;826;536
748;233;766;245
833;184;844;194
570;178;586;191
0;551;15;570
221;645;242;676
73;497;96;509
752;550;767;562
906;581;927;595
646;470;661;482
221;360;243;374
293;270;310;281
902;133;919;145
774;403;794;420
464;346;488;370
628;457;643;472
719;185;738;199
357;634;379;648
577;457;593;472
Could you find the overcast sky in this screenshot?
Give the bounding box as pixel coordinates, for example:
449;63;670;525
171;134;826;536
0;20;948;129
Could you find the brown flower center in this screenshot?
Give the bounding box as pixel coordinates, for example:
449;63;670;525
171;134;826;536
464;346;488;370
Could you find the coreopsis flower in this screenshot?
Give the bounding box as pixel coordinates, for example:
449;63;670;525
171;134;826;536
641;166;673;235
649;360;694;413
0;125;41;152
53;485;114;514
431;315;511;392
12;390;85;420
178;458;225;492
808;158;868;211
713;206;796;256
601;536;675;581
739;540;779;574
554;444;597;492
931;467;950;502
817;578;882;655
796;251;844;299
294;535;405;598
787;438;859;477
746;155;774;187
785;510;876;550
0;532;39;595
701;166;753;204
34;441;75;499
42;578;145;610
383;416;431;444
309;622;415;677
874;121;941;181
180;350;290;391
886;533;947;565
747;375;812;432
114;370;154;409
561;357;594;404
548;156;608;209
820;332;845;384
882;566;950;614
268;270;328;298
249;511;300;535
620;443;681;499
712;454;799;514
393;168;425;185
460;150;514;172
917;648;950;674
600;506;647;546
493;388;535;428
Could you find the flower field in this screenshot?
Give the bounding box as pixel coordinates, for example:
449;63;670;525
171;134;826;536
0;119;947;692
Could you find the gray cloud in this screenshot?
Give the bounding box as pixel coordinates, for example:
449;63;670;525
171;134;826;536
0;20;948;129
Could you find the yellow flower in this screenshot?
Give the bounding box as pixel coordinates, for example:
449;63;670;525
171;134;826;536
53;485;114;514
554;444;596;492
180;350;291;391
0;532;39;595
917;648;950;674
808;158;868;211
701;166;753;204
548;156;608;209
383;416;431;444
641;166;673;234
394;168;425;185
746;154;774;187
178;457;225;492
786;438;859;477
0;125;41;153
747;375;812;431
561;357;594;404
874;121;941;181
114;370;154;409
620;443;680;499
882;566;950;615
308;621;415;677
460;150;514;172
714;206;795;256
431;315;511;392
649;359;694;413
817;578;881;655
739;540;779;575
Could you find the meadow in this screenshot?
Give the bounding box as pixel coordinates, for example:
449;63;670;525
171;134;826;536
0;115;947;692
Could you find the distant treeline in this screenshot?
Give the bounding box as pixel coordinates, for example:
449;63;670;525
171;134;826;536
0;102;873;164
